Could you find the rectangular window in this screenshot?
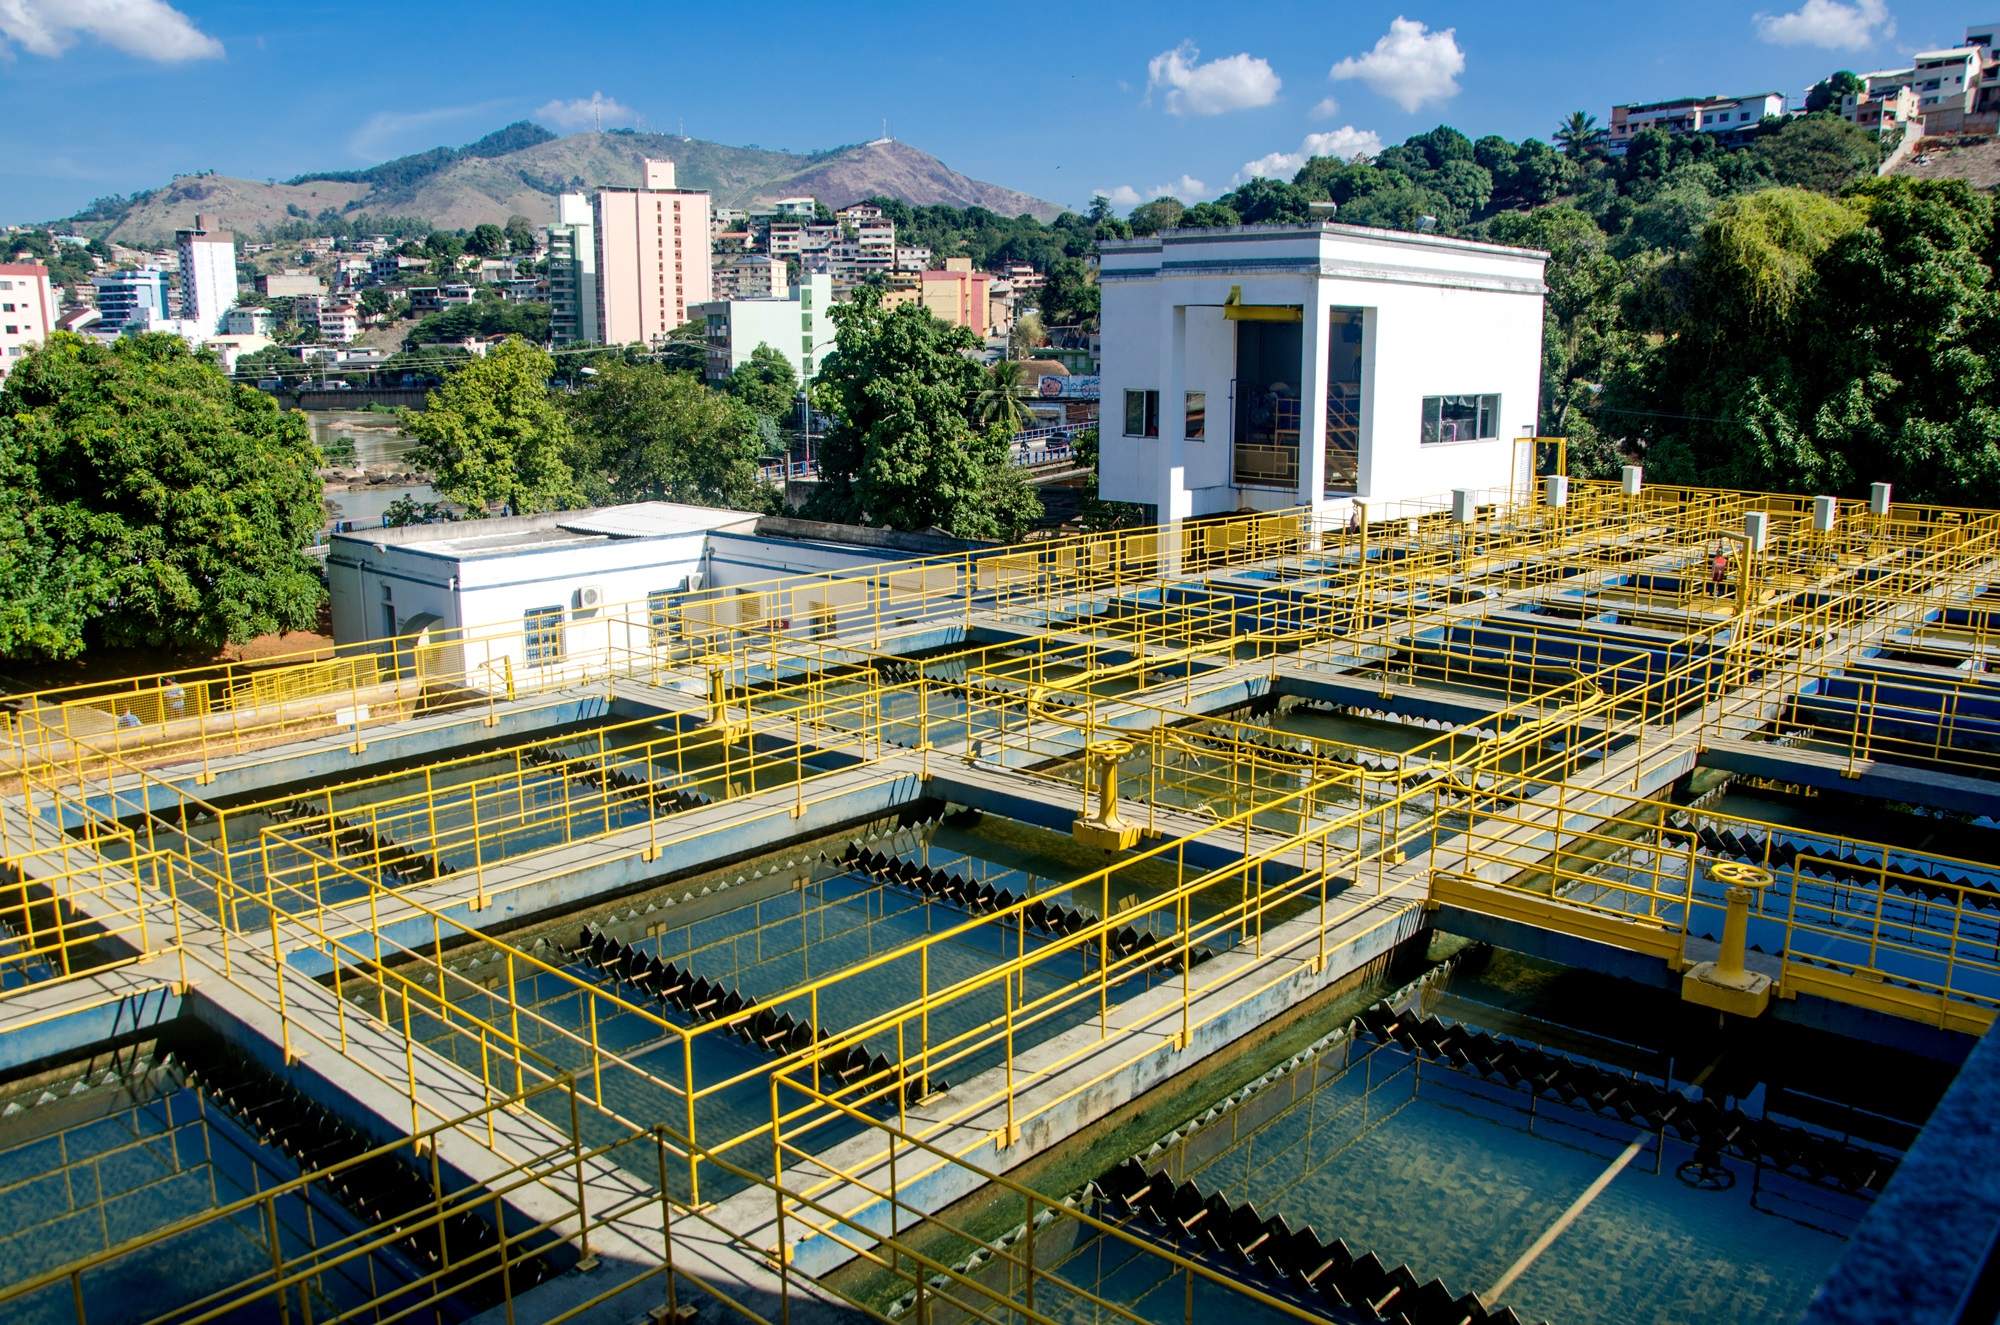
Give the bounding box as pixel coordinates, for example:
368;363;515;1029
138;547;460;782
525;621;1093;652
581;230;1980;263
1185;391;1205;440
1421;394;1500;445
524;605;565;665
1123;389;1160;438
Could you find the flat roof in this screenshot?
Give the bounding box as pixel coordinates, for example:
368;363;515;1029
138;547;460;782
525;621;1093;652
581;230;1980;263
1099;220;1547;262
1916;47;1980;60
336;501;760;559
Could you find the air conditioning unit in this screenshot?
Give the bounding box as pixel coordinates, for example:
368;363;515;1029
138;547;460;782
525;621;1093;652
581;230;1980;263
573;585;605;614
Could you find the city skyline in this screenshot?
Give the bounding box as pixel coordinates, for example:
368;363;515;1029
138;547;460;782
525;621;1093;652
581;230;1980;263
1;0;1987;226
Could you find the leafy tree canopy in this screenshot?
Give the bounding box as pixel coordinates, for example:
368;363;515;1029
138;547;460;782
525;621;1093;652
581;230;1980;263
807;290;1041;540
403;338;581;515
725;344;800;423
0;333;325;659
568;361;773;511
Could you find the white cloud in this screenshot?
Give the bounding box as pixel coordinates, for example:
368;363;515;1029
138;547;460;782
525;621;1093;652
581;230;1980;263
1752;0;1894;49
1311;96;1342;119
1152;175;1208;200
1095;185;1144;208
1145;41;1282;115
1236;127;1383;183
534;91;639;133
346;100;511;160
0;0;221;62
1329;17;1464;113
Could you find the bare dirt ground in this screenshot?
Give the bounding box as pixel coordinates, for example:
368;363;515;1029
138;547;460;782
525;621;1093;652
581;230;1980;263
1892;136;2000;189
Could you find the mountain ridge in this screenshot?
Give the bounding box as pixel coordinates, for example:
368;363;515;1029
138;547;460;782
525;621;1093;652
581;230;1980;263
62;126;1066;245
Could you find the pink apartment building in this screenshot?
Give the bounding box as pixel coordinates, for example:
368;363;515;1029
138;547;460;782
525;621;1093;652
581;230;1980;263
593;159;714;346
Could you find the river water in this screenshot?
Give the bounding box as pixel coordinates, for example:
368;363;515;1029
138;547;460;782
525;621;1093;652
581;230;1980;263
304;409;438;529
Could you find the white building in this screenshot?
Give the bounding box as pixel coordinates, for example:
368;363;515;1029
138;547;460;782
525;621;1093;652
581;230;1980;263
302;295;362;345
220;306;277;336
0;263;55;383
695;271;834;385
548;191;600;346
325;501;942;682
1096;222;1546;520
176;214;238;337
1607;92;1786;149
327;503;760;679
1913;46;1983;119
771;196;816;218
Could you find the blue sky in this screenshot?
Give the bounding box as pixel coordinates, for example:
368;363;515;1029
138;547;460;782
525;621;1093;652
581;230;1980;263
0;0;1980;224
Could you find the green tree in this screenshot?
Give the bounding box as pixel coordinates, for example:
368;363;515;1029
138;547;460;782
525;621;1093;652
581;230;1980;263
1805;70;1864;114
465;224;507;258
974;359;1029;434
1489;207;1631;477
1555;111;1605;159
725;344;800;423
504;214;538;253
0;333;325;659
806;289;1041;538
568;361;770;509
1127;198;1186;235
1751;114;1880;195
403;338;581;515
1039;257;1100;329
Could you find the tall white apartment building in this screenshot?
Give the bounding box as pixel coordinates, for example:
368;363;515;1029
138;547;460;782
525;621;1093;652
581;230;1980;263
0;263;55;383
694;272;835;385
548;192;600;346
176;213;238;337
592;159;713;346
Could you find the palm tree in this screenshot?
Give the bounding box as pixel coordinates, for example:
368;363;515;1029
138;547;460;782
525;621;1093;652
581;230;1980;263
1555;111;1605;159
974;359;1029;435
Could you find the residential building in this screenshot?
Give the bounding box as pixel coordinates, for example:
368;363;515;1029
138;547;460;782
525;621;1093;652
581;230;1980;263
91;267;173;334
493;278;547;304
592;158;714;347
1096;221;1545;518
369;253;429;285
1913;47;1982;122
1606;92;1787;149
714;254;787;301
205;332;273;374
0;262;55;383
259;272;326;298
712;206;748;233
176;213;238;336
1000;263;1046;292
303;295;362;345
409;284;477;314
694;272;835;385
1841;82;1921;134
548;192;600;346
1971;23;2000;112
894;245;932;273
918;258;992;336
55;305;100;336
771;196;816;218
221;305;277;336
332;256;371;290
